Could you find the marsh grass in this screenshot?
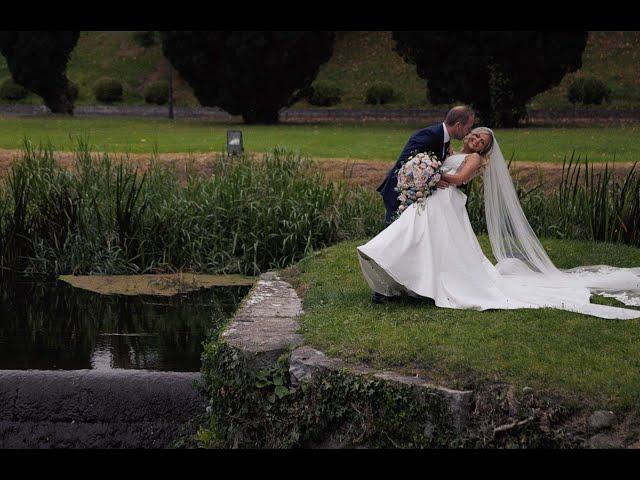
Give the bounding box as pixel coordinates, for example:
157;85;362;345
0;140;381;279
2;139;639;283
466;152;640;247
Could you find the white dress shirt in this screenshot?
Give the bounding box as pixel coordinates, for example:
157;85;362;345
442;122;450;158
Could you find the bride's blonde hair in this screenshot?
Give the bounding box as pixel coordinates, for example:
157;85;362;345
464;127;494;167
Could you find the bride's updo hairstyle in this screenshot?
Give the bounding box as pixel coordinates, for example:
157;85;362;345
465;127;494;167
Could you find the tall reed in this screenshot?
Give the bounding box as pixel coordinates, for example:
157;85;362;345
2;140;637;281
0;141;382;279
467;151;640;247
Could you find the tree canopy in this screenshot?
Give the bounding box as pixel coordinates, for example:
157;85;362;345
393;31;589;127
161;31;335;123
0;31;80;114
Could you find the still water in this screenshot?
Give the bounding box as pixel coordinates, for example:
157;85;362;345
0;279;249;372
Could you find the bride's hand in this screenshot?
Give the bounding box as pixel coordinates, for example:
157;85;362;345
436;179;450;189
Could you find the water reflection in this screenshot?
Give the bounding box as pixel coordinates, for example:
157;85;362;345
0;278;249;371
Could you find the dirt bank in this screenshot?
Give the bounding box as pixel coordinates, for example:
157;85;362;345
0;149;636;192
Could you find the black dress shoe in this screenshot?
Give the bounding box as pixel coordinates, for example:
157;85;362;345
372;292;391;304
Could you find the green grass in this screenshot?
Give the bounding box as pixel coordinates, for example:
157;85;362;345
0;117;637;163
1;31;639;109
530;32;640;109
295;31;429;109
0;32;199;107
290;236;640;409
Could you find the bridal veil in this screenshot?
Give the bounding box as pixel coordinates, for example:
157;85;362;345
480;127;640;319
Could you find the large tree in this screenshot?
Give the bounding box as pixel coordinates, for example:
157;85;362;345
0;31;80;114
161;31;335;123
0;30;80;114
393;31;589;127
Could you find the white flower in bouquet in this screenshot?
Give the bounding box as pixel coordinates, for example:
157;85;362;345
393;149;443;221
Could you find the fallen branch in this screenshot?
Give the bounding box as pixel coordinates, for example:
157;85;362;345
493;416;535;437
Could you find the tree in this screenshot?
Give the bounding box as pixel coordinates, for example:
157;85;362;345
161;31;335;124
392;31;589;127
0;31;80;114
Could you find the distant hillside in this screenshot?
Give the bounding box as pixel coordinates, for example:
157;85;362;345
0;31;638;110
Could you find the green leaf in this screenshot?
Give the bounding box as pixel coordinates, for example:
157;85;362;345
275;385;290;398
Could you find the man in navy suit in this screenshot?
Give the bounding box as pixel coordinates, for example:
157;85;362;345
372;105;475;304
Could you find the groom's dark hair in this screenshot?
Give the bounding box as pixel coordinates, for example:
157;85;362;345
444;105;474;126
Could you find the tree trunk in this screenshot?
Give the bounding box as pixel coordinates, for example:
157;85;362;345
242;108;279;124
44;91;74;115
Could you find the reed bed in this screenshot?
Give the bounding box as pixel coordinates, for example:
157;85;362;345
466;152;640;246
0;141;381;279
1;141;638;281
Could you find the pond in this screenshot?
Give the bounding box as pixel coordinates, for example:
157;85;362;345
0;278;250;372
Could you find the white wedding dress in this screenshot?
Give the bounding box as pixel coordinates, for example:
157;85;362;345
358;150;640;320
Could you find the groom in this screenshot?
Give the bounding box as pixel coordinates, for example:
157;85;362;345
372;105;475;304
377;105;476;227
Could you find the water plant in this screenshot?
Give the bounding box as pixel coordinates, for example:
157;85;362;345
0;140;381;279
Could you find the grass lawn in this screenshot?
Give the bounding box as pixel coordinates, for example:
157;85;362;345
0;117;638;163
287;236;640;409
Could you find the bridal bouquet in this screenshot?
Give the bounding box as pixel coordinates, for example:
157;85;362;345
394;150;442;218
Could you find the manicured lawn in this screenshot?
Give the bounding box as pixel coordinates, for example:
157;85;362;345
288;236;640;408
0;117;638;163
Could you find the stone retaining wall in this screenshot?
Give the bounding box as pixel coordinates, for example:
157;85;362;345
2;104;639;123
219;271;476;445
215;271;634;449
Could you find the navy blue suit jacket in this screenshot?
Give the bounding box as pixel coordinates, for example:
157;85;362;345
377;123;447;223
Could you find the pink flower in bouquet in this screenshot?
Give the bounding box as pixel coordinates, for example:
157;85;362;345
393;150;443;220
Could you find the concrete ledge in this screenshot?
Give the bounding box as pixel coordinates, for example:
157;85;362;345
220;271;474;435
221;273;304;368
0;369;204;448
0;420;191;449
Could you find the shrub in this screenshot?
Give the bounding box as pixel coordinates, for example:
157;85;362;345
93;78;123;103
567;77;611;105
144;81;169;105
308;82;342;106
0;79;28;100
365;82;395;105
132;31;157;48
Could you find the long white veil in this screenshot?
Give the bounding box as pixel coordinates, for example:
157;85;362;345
480;127;640;319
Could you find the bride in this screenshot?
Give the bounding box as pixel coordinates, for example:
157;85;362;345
357;127;640;320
